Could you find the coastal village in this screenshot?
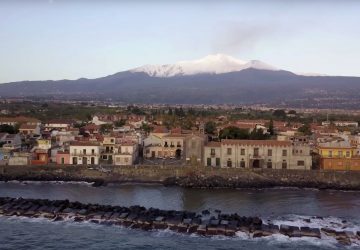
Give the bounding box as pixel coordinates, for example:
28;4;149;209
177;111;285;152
1;106;360;171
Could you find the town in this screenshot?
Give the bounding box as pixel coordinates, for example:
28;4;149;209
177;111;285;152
0;101;359;171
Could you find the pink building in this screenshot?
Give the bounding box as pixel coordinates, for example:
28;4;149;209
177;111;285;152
56;151;70;165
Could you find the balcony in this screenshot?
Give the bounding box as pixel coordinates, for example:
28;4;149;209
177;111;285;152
71;152;99;156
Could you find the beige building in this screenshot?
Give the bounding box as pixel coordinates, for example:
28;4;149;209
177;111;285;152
204;139;312;170
69;141;100;165
114;142;139;166
143;134;185;159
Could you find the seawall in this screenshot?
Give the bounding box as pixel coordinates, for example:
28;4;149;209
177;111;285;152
1;165;360;190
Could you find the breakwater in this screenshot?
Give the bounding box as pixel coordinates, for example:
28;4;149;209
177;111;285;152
1;165;360;190
1;197;359;246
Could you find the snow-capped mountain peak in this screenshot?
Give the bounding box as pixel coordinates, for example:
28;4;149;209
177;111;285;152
131;54;279;77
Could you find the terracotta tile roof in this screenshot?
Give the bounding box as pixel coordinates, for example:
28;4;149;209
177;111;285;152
0;116;40;123
221;139;291;147
70;141;100;146
205;141;221;147
19;124;37;130
163;134;186;138
152;126;169;133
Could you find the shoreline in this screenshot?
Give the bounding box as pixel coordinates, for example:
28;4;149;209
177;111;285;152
1;175;360;192
1;165;360;191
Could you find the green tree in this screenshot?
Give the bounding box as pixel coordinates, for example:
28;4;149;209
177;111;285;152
273;109;286;119
219;126;250;139
100;124;113;133
268;119;274;135
298;123;312;135
205;121;217;135
114;119;126;127
0;124;17;134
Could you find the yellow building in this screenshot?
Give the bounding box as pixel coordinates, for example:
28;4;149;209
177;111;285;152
317;141;360;171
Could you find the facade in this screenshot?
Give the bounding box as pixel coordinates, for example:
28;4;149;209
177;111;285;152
44;120;73;132
114;142;139;166
318;141;360;170
2;134;22;151
19;124;41;136
69;141;100;165
184;134;207;165
143;133;185;159
204;139;312;170
56;151;70;165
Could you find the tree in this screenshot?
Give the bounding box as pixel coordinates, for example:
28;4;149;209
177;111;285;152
268;119;274;136
298;123;312;135
273;109;286;119
205;121;217;135
249;128;269;140
0;124;17;134
140;123;152;134
114;119;126;127
100;124;113;133
219;126;250;139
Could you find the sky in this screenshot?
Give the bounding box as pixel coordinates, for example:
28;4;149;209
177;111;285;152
0;0;360;83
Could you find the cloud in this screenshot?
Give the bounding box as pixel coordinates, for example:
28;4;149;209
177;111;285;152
211;21;281;54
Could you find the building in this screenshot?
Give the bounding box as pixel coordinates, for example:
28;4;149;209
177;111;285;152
318;141;360;170
56;151;70;165
44;120;73;132
184;133;207;165
19;124;41;136
69;141;100;165
322;121;358;127
1;134;22;151
114;142;139;166
0;116;40;126
204;139;312;170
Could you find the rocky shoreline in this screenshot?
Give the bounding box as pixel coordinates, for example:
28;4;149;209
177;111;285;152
1;165;360;190
0;197;359;246
163;175;360;190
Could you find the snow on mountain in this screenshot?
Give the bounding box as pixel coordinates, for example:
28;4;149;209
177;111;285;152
131;54;279;77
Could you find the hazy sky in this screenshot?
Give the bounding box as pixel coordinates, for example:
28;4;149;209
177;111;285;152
1;0;360;83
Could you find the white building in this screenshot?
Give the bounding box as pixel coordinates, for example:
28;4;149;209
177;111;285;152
204;139;312;170
69;141;100;165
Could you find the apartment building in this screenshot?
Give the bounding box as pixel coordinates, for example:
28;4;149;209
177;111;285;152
204;139;312;170
69;141;100;165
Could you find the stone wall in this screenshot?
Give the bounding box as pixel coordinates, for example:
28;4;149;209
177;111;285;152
1;165;360;190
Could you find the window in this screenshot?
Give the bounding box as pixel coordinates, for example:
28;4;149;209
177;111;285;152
91;149;95;155
297;160;305;166
227;148;232;155
268;149;272;157
253;148;259;157
164;141;168;147
267;161;272;169
241;149;245;155
216;158;220;167
125;158;129;163
282;161;287;169
110;139;114;143
282;150;287;157
83;149;86;155
207;158;211;166
211;148;216;156
328;151;332;157
346;151;350;157
227;159;232;167
61;158;64;164
240;160;245;168
178;141;182;147
338;151;343;157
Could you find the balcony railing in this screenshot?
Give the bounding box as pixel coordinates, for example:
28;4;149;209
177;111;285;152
71;152;99;156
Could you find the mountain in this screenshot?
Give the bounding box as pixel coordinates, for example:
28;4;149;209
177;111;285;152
131;54;278;77
0;54;360;108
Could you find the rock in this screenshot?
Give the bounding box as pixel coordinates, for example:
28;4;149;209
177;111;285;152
300;227;321;238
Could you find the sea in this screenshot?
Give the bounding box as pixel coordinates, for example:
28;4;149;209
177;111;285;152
0;181;359;250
